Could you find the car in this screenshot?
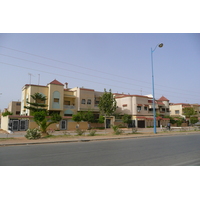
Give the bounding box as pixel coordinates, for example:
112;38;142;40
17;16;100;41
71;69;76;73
194;121;200;126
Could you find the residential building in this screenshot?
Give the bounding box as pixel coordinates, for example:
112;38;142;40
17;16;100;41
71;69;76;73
21;79;104;117
1;79;105;132
170;103;200;120
1;79;171;132
114;94;170;128
8;101;21;115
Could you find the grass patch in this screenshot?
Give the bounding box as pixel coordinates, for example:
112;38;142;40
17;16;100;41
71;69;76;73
127;132;142;135
0;137;15;140
42;134;73;139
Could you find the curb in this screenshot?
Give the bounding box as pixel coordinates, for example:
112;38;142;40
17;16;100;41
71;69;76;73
1;132;199;147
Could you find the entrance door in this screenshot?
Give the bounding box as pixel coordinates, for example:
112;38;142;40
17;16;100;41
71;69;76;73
12;120;19;131
20;120;26;131
60;120;67;130
106;119;111;128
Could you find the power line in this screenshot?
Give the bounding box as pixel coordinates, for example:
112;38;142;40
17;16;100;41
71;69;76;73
0;52;199;99
0;53;152;90
0;61;136;92
0;45;197;94
1;61;199;103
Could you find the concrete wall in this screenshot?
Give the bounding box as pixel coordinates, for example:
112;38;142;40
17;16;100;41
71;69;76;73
1;115;9;131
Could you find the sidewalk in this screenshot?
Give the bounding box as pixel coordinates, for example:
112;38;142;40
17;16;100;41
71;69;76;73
0;128;200;146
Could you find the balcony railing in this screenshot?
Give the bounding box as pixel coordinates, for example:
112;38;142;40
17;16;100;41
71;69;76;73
64;105;75;109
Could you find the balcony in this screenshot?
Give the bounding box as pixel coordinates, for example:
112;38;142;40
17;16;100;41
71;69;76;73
64;105;75;109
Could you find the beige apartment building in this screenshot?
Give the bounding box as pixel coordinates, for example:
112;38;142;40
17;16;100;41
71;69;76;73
1;79;106;132
114;94;170;128
7;101;21;115
170;103;200;120
1;79;171;132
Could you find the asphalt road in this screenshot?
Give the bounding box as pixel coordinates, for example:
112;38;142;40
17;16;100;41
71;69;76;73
1;134;200;166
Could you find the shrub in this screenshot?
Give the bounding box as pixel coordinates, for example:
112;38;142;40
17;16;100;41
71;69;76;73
112;125;123;135
25;128;41;140
75;129;85;136
190;117;198;125
2;111;13;117
88;130;96;136
131;128;138;133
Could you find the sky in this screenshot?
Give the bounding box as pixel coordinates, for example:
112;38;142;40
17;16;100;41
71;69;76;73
0;33;200;111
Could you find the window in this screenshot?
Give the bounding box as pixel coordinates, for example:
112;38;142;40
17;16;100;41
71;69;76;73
137;106;142;112
81;99;86;104
87;99;91;105
64;101;70;105
175;110;179;114
54;98;59;103
144;106;148;111
16;102;21;106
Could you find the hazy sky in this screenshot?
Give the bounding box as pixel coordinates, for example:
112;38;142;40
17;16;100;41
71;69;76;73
0;33;200;111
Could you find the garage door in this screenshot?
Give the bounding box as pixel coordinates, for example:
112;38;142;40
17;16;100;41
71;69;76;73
138;120;145;128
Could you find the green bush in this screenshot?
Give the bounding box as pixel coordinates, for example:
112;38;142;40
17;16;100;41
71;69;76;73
25;128;41;140
112;125;123;135
2;111;13;117
88;130;96;136
131;128;138;133
190;117;198;125
75;129;85;136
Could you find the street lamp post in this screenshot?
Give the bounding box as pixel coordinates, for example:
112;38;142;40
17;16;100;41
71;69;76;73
151;43;163;134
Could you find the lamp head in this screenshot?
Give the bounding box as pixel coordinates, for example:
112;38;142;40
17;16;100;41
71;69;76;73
158;43;163;48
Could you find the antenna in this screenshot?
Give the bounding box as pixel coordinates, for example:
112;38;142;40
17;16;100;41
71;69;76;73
38;74;40;85
140;88;143;95
28;73;34;84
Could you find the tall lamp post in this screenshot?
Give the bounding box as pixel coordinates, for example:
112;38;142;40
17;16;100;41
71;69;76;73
151;43;163;134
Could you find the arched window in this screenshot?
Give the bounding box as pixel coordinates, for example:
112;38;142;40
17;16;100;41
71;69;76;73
53;91;60;109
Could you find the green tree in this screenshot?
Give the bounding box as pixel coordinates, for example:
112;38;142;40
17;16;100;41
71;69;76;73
98;115;105;124
122;114;132;128
176;117;184;127
72;112;82;128
182;107;196;118
163;115;176;124
183;107;197;125
33;111;62;134
81;111;96;129
24;93;62;135
190;117;198;125
24;92;47;114
2;111;13;117
98;89;117;129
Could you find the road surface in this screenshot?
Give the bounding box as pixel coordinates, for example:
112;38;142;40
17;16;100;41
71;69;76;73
0;134;200;166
